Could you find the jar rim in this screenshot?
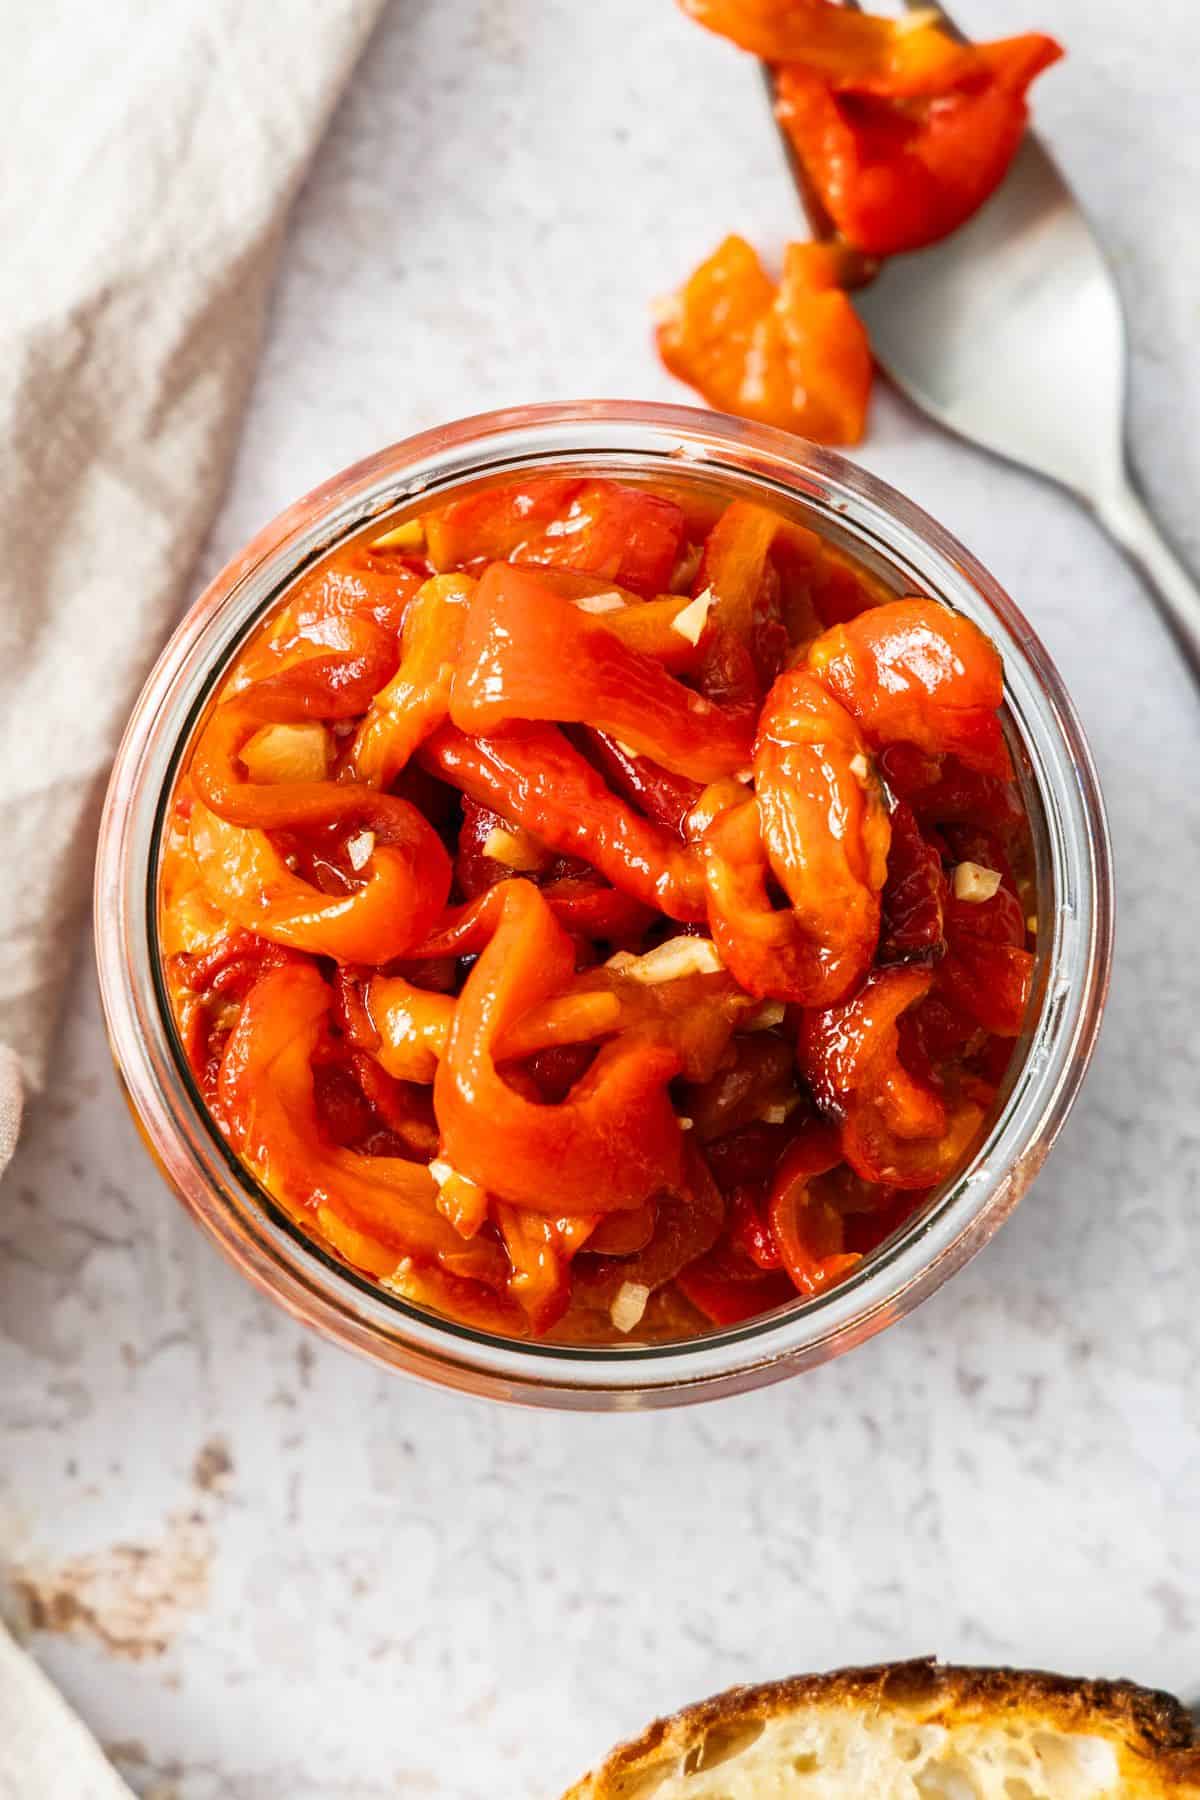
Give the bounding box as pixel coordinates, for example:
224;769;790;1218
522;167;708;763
94;400;1113;1409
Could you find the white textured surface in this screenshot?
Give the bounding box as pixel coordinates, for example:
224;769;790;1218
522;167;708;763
2;3;1199;1797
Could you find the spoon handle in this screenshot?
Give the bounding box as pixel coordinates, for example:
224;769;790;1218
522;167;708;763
1093;471;1200;682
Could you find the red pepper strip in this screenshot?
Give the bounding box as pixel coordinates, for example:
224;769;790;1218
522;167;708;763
656;235;871;446
426;476;686;597
346;573;475;788
222;610;400;717
421;723;707;922
766;1119;859;1296
582;731;705;836
571;1144;726;1312
681;1035;798;1142
678;0;977;95
729;1187;782;1271
775;36;1062;257
879;743;1024;836
798;966;985;1188
588;1202;657;1257
408;877;654;960
675;1243;797;1326
218;964;507;1286
809;598;1012;779
189;794;450;965
288;548;426;635
382;1258;528;1336
938;938;1033;1038
702;670;889;1003
450;563;754;783
434;880;685;1213
879;799;947;960
943;824;1027;949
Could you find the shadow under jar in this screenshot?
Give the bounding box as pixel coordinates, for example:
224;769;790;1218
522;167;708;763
95;402;1112;1409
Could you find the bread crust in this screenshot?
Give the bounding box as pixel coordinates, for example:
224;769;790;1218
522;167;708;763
562;1659;1200;1798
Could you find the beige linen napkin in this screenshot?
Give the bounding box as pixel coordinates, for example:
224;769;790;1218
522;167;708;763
0;0;387;1178
0;1620;135;1800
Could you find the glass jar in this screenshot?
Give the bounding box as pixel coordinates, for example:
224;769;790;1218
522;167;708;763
94;401;1113;1409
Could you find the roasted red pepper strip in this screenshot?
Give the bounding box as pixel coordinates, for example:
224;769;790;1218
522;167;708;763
798;965;984;1188
346;573;474;788
434;881;685;1213
426;477;686;596
809;598;1012;778
675;1243;797;1325
421;723;707;922
775;35;1062;256
703;670;889;1002
451;563;754;782
409;876;655;959
223;610;399;717
582;731;705;837
879;799;947;960
767;1119;860;1296
571;1144;726;1312
678;0;977;94
189;794;450;966
656;235;871;445
218;963;506;1286
938;938;1034;1038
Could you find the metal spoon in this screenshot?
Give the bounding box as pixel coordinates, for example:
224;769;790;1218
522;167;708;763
764;7;1200;677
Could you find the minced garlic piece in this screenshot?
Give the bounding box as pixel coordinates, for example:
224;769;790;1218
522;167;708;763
610;1281;651;1334
346;829;375;872
574;590;626;615
1026;913;1039;935
849;753;870;782
482;825;544;871
677;1116;694;1132
670;587;714;645
240;721;331;785
735;767;754;785
760;1095;800;1126
428;1160;456;1188
953;861;1003;903
620;936;723;984
746;1000;786;1031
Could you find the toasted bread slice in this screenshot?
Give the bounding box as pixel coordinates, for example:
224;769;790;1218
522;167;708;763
562;1660;1200;1799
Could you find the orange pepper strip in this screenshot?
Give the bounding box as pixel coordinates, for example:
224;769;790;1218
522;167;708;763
434;881;685;1213
189;798;449;965
702;670;889;1003
492;1208;599;1334
421;724;707;922
808;598;1012;778
368;967;748;1088
677;0;977;95
656;236;871;446
345;573;475;788
218;964;506;1286
798;965;985;1189
694;500;780;645
450;564;754;782
500;569;699;671
766;1119;859;1296
775;36;1062;257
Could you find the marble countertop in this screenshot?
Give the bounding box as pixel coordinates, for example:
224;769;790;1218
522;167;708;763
2;2;1198;1795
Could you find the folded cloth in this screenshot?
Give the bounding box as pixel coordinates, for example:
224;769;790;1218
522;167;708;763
0;1620;134;1799
0;0;387;1175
